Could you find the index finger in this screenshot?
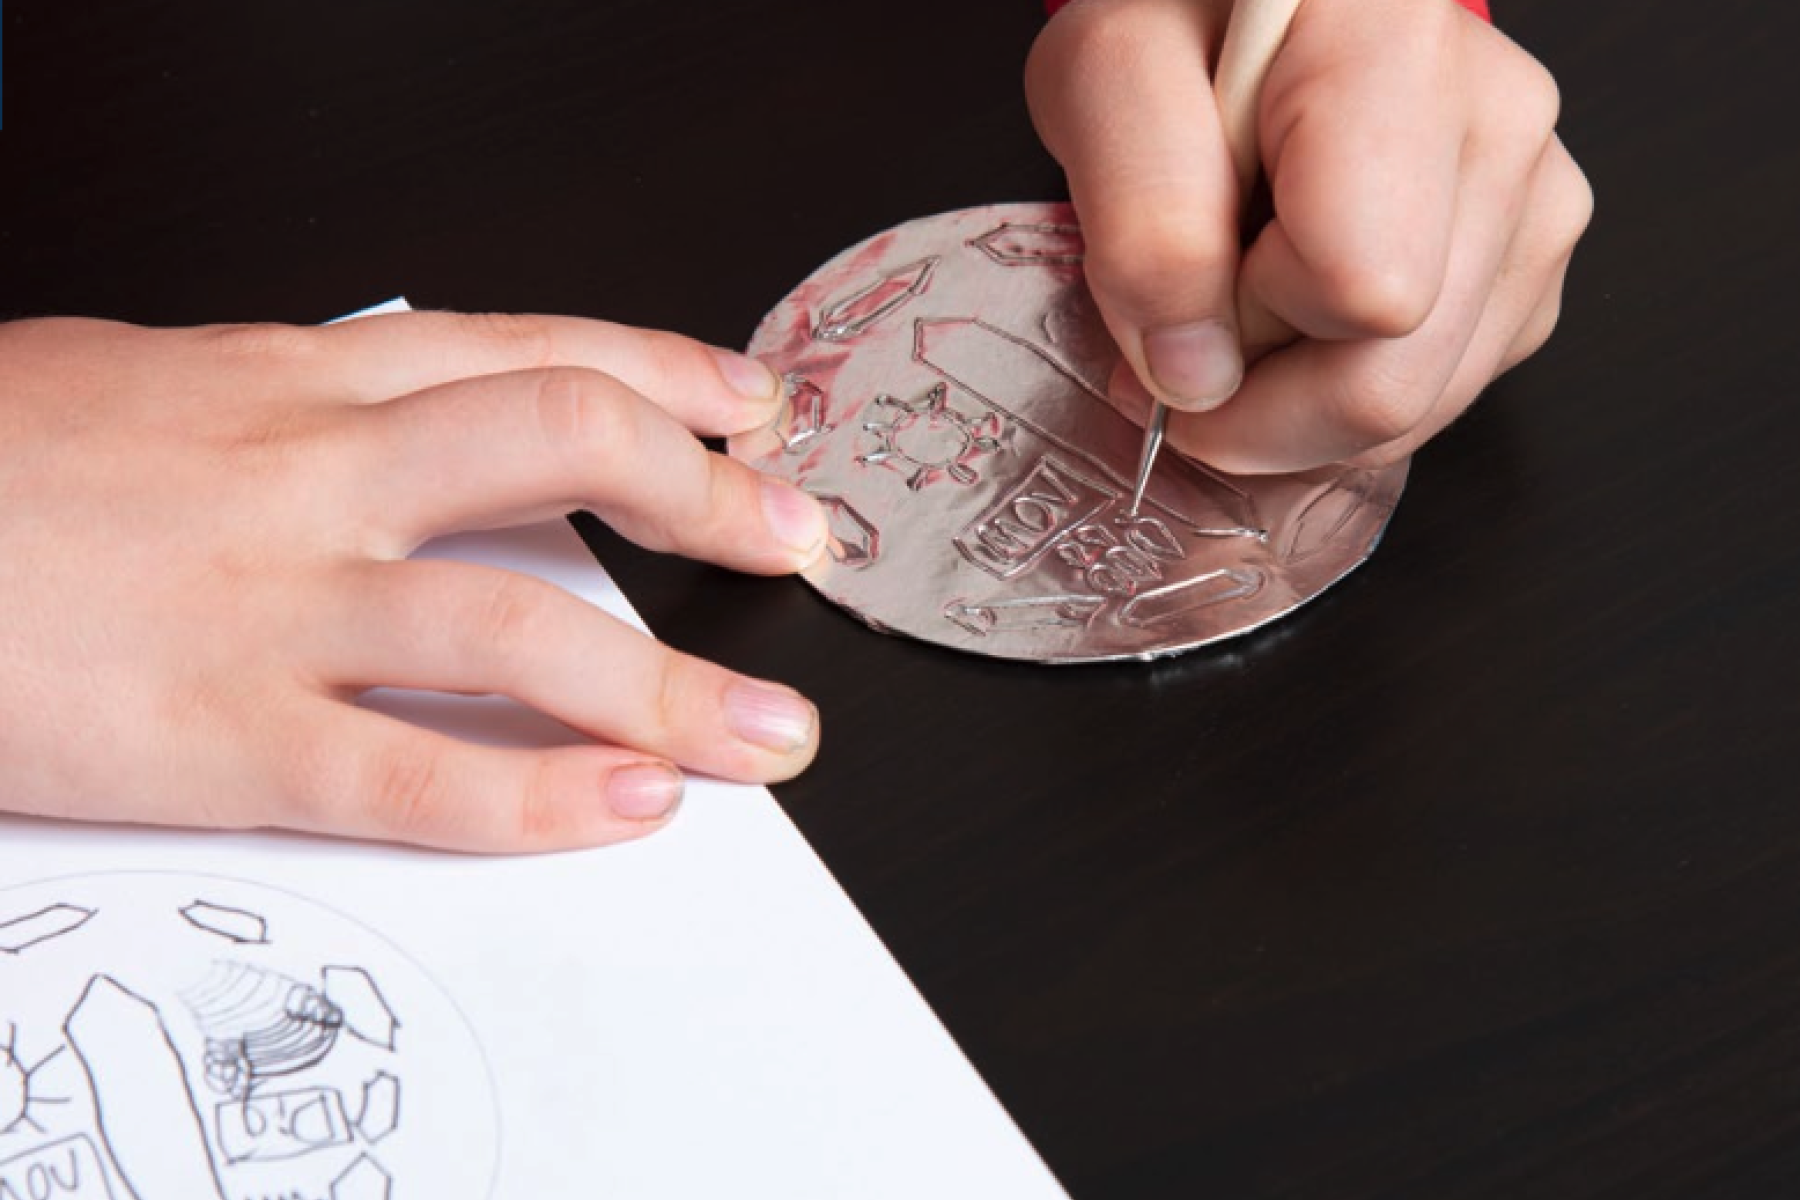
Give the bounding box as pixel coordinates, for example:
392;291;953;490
206;310;786;437
1026;0;1247;411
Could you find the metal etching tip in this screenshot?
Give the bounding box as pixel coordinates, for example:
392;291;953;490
1125;402;1169;519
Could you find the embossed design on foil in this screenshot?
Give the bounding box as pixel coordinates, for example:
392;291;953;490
954;456;1115;580
969;222;1085;266
733;202;1410;662
813;258;938;342
1282;473;1373;563
913;316;1264;542
778;376;832;453
1118;569;1265;627
1054;517;1188;598
944;594;1105;637
856;384;1003;490
813;494;880;568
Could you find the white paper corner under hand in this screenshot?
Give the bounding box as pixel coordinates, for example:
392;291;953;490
0;297;1068;1200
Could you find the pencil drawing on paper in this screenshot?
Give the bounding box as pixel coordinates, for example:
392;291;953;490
0;904;96;955
0;873;496;1200
1;1023;69;1138
180;901;270;946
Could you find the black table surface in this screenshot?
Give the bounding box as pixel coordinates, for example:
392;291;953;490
4;1;1798;1195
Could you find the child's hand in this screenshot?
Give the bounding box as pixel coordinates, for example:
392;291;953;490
0;313;827;851
1026;0;1593;472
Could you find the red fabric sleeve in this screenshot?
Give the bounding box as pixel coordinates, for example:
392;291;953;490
1045;0;1491;20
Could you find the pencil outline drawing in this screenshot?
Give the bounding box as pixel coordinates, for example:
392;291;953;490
179;901;271;947
0;1133;116;1200
182;961;346;1099
0;905;97;956
0;1023;71;1138
64;973;228;1200
0;869;503;1199
322;967;400;1053
215;1085;354;1164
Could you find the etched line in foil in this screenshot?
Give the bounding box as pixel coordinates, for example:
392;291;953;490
1117;569;1265;627
811;493;880;567
954;455;1115;580
856;383;1003;491
813;257;938;342
1055;517;1188;598
968;222;1085;266
944;594;1105;637
1282;472;1372;563
778;375;832;453
912;316;1266;540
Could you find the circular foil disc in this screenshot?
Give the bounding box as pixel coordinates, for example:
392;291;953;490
729;203;1407;664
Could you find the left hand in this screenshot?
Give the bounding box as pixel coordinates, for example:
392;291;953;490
1025;0;1594;473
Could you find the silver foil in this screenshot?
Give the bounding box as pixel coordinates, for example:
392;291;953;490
729;203;1407;664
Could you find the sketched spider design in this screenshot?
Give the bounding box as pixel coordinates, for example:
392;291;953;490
855;383;1004;491
0;1022;69;1137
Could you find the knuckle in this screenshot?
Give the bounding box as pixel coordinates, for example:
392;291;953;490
272;739;338;829
1489;57;1562;155
363;742;447;841
1027;0;1121;90
1346;439;1417;471
1517;294;1566;361
461;311;559;369
531;368;631;463
1335;360;1437;447
475;573;557;684
514;757;570;846
202;321;324;363
1314;256;1440;339
634;328;708;391
1524;61;1564;137
704;455;742;533
642;648;707;750
1026;0;1174;144
1554;154;1597;246
626;441;721;555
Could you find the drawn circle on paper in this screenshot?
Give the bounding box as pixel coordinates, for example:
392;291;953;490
0;871;498;1199
728;202;1409;663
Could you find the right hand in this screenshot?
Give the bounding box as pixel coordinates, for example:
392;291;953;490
1027;0;1592;473
0;311;826;852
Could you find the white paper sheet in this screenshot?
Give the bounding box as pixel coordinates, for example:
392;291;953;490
0;301;1066;1199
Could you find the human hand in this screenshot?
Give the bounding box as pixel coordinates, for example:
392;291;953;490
1026;0;1593;472
0;313;827;851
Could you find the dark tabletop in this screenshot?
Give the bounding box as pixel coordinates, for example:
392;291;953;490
4;1;1798;1195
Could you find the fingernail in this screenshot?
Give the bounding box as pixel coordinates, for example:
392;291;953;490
606;762;684;822
1142;320;1245;411
711;347;781;405
725;681;817;754
760;480;826;559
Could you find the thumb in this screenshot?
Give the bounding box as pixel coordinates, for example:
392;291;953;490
1026;0;1246;413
